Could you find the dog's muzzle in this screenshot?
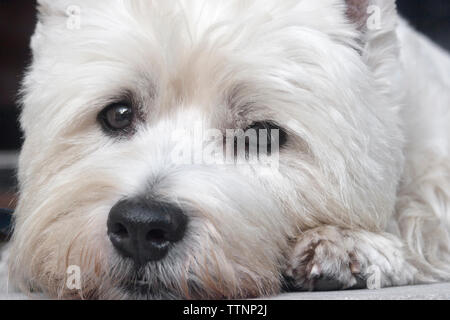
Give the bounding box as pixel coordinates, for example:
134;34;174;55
107;198;187;265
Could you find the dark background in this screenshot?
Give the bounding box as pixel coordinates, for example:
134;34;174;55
0;0;449;207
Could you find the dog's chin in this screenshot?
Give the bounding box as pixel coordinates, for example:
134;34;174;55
108;261;200;300
118;280;181;300
107;257;247;300
107;265;176;299
114;273;210;300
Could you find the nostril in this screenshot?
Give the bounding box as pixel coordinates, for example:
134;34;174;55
146;229;167;244
112;223;129;238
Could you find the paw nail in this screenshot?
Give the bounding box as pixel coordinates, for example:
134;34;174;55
350;261;361;274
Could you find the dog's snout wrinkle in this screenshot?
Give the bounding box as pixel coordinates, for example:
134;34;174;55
107;198;187;265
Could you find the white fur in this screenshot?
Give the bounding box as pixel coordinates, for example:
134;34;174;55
6;0;450;299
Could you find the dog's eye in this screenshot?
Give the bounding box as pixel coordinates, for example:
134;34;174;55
246;121;288;149
99;103;134;134
230;121;288;159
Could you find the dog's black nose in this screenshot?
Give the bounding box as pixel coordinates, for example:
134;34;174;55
107;198;187;265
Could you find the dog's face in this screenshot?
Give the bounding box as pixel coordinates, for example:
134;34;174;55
10;0;403;299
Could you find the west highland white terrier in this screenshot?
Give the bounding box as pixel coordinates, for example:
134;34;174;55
5;0;450;299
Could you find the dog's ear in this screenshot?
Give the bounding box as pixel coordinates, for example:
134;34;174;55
31;0;53;56
35;0;65;21
31;1;73;56
343;0;399;73
345;0;371;30
36;0;50;17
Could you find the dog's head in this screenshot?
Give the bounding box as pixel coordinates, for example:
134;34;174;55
10;0;403;299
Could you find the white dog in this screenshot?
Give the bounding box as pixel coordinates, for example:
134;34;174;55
5;0;450;299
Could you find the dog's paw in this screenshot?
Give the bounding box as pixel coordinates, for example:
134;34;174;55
285;226;366;291
284;226;419;292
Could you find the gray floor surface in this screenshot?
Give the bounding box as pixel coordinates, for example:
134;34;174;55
1;245;449;300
